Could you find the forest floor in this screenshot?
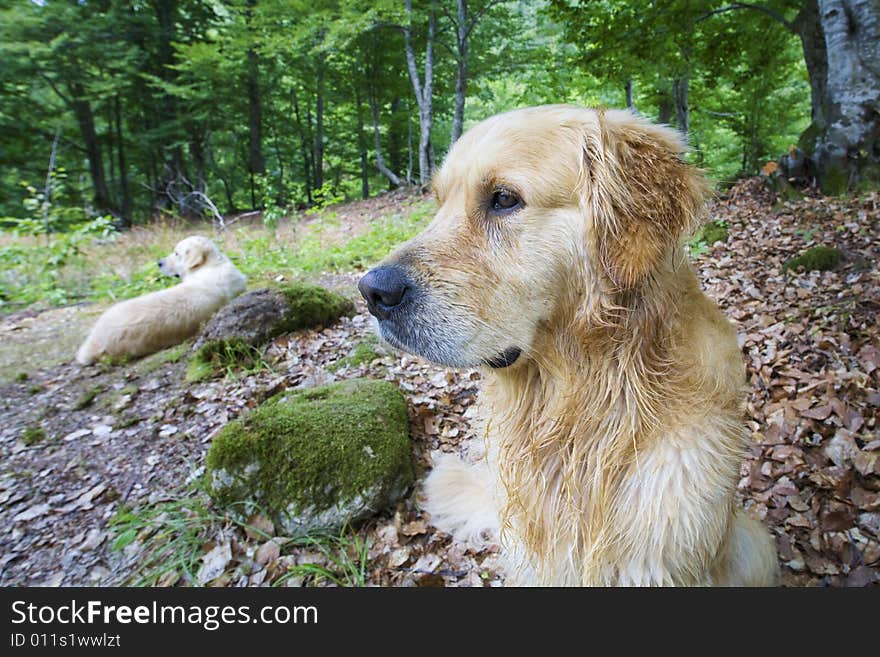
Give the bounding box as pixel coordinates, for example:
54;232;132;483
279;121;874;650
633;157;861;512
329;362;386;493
0;179;877;587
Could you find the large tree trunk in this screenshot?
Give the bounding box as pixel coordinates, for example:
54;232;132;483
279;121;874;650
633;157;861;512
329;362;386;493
805;0;880;191
69;83;112;212
403;0;436;186
450;0;468;147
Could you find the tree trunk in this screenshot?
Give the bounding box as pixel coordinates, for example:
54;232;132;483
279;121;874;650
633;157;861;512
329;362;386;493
269;124;285;203
727;0;880;191
403;0;436;186
315;51;326;191
114;95;131;225
69;83;112;212
355;85;370;199
389;96;404;184
658;85;673;124
246;46;264;208
450;0;468;147
368;85;402;187
625;79;635;111
291;87;314;204
672;77;689;140
246;0;264;209
806;0;880;191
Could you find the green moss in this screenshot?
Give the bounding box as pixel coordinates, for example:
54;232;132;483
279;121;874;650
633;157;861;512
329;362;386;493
205;378;413;527
821;164;849;196
21;425;47;446
73;384;104;410
854;165;880;194
273;282;355;335
783;245;845;272
158;343;188;364
27;384;43;395
797;122;820;157
689;220;729;254
694;220;729;245
770;178;804;208
327;336;382;372
186;338;265;382
100;354;131;368
14;372;29;382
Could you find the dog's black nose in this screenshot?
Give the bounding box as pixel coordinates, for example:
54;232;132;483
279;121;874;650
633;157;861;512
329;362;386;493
358;266;410;319
157;259;163;267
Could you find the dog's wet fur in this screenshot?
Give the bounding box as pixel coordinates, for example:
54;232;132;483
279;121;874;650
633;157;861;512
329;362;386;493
359;105;778;586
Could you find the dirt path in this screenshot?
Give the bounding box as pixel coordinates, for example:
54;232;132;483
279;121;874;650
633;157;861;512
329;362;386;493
0;305;103;383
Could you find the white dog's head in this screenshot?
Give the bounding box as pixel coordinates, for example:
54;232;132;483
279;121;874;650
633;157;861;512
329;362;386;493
158;235;223;279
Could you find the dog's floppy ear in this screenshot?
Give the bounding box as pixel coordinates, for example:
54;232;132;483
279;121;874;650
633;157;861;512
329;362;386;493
182;244;207;271
581;113;708;289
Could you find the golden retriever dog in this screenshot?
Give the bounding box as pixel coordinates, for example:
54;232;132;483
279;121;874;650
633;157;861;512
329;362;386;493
358;105;778;586
76;235;246;365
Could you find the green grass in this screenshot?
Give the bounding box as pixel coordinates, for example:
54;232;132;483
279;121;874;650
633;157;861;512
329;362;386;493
274;530;370;587
109;491;232;586
110;489;371;587
21;425;47;446
72;384;104;411
0;199;434;313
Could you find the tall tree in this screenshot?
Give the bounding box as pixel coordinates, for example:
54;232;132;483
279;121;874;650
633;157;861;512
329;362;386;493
402;0;436;185
699;0;880;190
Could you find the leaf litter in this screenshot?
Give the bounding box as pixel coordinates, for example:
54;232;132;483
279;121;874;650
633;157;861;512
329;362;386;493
0;181;877;586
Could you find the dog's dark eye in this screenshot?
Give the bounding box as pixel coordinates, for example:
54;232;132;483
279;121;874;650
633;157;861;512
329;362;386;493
491;189;521;213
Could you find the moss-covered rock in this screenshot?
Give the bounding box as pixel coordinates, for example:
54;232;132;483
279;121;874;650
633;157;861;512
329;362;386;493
783;245;845;273
205;378;413;536
189;283;354;381
194;284;354;351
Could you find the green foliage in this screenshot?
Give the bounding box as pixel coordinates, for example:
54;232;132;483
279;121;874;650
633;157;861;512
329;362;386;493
0;173;116;308
1;0;824;229
783;246;845;272
0;199;432;313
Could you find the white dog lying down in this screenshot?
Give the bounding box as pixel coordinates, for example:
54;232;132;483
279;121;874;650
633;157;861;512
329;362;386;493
76;236;246;365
